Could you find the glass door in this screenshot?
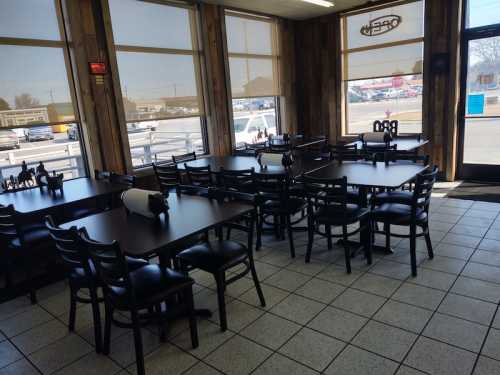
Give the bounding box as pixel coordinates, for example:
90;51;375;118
458;1;500;179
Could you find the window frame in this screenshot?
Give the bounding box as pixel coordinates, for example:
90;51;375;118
0;0;89;180
102;0;209;170
223;9;282;149
340;0;425;136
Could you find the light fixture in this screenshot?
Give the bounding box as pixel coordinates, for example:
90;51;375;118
301;0;335;7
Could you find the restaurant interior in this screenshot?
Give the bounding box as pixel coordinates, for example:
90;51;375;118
1;0;500;374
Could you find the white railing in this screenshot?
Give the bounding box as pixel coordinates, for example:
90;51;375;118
128;130;203;165
0;142;85;181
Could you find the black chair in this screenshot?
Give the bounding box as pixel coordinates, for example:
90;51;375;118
253;171;307;258
172;152;196;164
233;142;267;157
0;205;54;303
176;188;265;332
153;162;182;194
217;167;255;193
301;175;372;273
268;142;291;153
184;164;213;188
45;216;148;353
109;172;136;188
80;231;198;375
371;166;438;276
329;144;360;162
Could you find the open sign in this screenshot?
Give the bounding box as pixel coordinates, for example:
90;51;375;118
360;15;402;37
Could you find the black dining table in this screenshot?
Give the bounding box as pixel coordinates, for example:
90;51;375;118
348;137;428;152
179;155;332;177
61;193;253;263
0;178;126;215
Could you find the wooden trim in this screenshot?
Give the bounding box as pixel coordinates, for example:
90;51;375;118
115;45;198;55
224;8;276;22
341;0;421;17
0;37;64;48
227;52;276;59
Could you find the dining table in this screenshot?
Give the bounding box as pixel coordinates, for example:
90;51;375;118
348;137;428;152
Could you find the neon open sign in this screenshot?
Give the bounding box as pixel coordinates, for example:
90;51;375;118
360;15;402;36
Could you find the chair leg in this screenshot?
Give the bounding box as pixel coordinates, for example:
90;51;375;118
214;272;227;332
89;287;103;353
273;215;280;239
384;223;391;252
305;219;314;263
68;288;77;332
410;225;417;277
184;287;199;348
249;259;266;307
26;263;37;304
364;220;373;265
256;211;264;250
342;226;352;274
286;215;295;258
226;227;232;240
131;309;145;375
103;303;113;355
326;225;332;250
423;223;434;259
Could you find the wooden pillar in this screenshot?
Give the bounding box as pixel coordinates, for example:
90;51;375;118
62;0;130;174
423;0;463;181
199;3;233;156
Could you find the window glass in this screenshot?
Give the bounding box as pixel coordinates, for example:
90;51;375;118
0;0;61;41
116;52;200;121
466;0;500;29
346;1;424;50
232;97;278;147
108;0;206;168
108;0;193;49
342;0;424;134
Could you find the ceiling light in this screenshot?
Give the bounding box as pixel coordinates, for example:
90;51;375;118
301;0;335;7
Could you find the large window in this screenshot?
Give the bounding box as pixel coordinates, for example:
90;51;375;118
107;0;206;168
0;0;86;181
225;11;280;147
341;1;425;134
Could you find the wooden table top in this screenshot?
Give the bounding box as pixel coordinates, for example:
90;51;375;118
0;178;125;214
61;193;253;259
306;161;428;189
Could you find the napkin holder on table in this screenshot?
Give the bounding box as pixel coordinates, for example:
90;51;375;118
258;152;294;169
121;188;169;220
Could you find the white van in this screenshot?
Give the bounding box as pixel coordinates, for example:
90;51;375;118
234;112;277;147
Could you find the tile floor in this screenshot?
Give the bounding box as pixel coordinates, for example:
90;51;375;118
2;195;500;374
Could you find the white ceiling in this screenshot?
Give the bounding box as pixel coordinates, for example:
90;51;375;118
202;0;379;20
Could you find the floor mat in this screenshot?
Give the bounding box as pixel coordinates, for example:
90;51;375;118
446;180;500;202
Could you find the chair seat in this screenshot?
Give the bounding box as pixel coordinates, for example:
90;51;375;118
262;197;306;215
372;203;427;225
177;240;248;273
373;190;413;205
10;223;51;249
109;264;193;308
314;204;369;225
69;257;149;289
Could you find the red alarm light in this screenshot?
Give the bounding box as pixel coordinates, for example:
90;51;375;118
89;62;107;75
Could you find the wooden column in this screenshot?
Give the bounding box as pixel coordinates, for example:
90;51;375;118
62;0;130;174
295;14;340;144
423;0;462;180
199;3;233;156
278;19;298;134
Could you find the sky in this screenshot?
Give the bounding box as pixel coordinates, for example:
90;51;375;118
0;0;499;108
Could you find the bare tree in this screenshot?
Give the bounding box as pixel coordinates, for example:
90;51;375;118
14;93;40;109
469;37;500;71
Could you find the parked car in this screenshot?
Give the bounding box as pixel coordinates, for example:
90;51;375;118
384;89;403;99
127;121;158;133
0;130;20;150
25;126;54;142
67;124;79;140
234;112;277;147
371;91;387;101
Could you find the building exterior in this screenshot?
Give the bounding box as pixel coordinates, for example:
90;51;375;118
0;107;49;128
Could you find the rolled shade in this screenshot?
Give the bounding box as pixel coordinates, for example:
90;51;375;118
345;42;423;81
229;57;278;98
225;14;274;55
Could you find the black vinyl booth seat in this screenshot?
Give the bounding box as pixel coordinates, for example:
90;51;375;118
80;230;198;375
177;188;266;332
44;216;148;354
0;204;54;303
371;166;438;276
300;175;372;273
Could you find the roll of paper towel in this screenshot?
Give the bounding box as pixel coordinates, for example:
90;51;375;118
362;132;390;143
121;188;165;219
259;153;283;167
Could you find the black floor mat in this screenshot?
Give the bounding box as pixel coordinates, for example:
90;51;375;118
446;181;500;203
